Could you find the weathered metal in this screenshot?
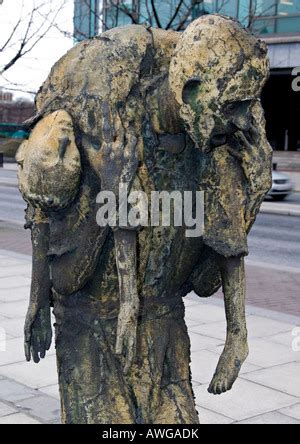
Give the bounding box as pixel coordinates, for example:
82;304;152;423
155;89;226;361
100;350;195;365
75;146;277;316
17;15;272;424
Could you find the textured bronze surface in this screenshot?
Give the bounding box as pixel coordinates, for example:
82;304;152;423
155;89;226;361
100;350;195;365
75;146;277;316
17;15;272;424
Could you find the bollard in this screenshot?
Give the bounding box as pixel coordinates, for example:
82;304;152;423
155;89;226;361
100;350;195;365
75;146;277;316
0;152;3;168
273;162;277;171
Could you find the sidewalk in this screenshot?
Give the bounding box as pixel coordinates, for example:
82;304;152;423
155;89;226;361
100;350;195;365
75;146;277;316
0;249;299;424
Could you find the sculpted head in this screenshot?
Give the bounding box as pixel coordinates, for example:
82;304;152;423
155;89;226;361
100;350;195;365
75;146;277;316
169;15;269;152
16;110;81;211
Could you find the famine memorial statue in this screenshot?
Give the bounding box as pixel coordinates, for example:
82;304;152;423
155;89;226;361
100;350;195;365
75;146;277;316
16;15;272;424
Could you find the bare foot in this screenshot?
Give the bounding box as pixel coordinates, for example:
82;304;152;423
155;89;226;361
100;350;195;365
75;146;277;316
208;336;249;395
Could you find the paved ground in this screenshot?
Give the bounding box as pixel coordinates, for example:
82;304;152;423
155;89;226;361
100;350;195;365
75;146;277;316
248;213;300;269
0;249;299;424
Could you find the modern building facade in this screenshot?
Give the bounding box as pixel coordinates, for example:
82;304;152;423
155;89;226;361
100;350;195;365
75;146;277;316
74;0;100;41
200;0;300;35
103;0;300;34
0;89;34;139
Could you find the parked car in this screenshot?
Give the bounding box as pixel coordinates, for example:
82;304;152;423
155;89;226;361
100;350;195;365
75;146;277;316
267;171;293;201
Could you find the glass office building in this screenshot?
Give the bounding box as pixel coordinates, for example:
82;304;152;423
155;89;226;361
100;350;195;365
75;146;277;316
104;1;188;29
103;1;300;35
74;0;100;41
197;0;300;35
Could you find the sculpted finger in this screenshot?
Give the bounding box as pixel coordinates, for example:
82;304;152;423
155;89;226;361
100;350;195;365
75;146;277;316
24;327;31;346
102;142;112;157
31;336;40;364
31;347;40;364
102;102;113;144
113;125;126;155
222;381;228;393
24;341;31;362
39;348;46;359
215;382;222;395
45;328;52;351
24;318;33;344
208;379;216;394
39;331;51;359
124;135;138;160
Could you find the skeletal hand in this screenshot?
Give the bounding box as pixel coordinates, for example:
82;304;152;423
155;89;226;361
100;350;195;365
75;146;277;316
99;106;138;193
24;302;52;363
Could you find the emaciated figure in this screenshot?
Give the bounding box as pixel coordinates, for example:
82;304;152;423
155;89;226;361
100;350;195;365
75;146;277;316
17;16;272;424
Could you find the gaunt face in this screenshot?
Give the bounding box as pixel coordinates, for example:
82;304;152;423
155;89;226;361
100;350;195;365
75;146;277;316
181;78;256;152
169;14;269;153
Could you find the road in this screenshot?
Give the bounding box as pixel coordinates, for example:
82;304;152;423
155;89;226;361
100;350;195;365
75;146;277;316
0;168;18;187
0;185;26;226
0;184;299;270
265;192;300;205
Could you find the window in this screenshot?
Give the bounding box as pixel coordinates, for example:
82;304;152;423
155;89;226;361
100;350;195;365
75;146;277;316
103;0;300;35
252;0;300;34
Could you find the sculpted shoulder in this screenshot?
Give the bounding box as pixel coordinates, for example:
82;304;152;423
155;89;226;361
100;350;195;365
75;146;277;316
36;25;154;112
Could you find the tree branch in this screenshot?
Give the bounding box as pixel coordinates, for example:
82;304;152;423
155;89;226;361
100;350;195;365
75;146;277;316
166;0;186;30
0;1;66;75
150;0;162;28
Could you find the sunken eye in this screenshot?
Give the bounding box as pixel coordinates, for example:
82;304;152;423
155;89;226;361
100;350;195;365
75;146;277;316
182;78;202;105
225;100;253;115
17;159;24;168
225;102;239;113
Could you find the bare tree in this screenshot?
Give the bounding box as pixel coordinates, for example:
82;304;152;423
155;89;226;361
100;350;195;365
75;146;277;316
102;0;212;31
70;1;281;43
0;0;67;76
72;0;215;37
101;0;279;33
247;0;278;32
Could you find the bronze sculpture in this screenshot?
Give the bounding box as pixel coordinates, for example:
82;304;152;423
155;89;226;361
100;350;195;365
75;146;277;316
16;15;272;424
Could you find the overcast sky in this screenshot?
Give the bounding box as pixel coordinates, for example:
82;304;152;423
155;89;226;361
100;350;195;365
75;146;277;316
0;0;75;100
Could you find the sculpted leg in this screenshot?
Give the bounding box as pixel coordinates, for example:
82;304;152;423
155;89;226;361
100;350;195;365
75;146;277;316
24;207;52;363
208;256;249;395
114;229;140;374
53;292;136;424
